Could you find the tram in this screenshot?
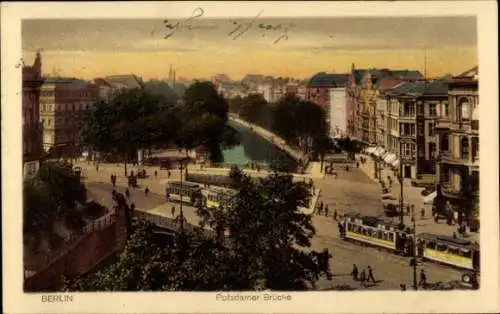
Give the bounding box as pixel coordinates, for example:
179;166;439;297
202;186;237;209
341;212;480;272
342;212;413;254
166;181;203;206
416;233;480;271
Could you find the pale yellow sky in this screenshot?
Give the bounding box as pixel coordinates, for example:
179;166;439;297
22;17;477;80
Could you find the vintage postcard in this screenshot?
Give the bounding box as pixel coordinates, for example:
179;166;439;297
2;1;499;313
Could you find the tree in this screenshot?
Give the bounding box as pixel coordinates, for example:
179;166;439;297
63;167;330;291
24;162;87;251
143;79;178;105
272;95;328;154
228;95;244;114
196;166;329;290
239;94;270;128
177;81;236;163
80;88;177;171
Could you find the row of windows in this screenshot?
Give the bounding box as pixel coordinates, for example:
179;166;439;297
347;223;396;242
423;241;473;258
40;91;96;98
40;103;92;112
42;117;83;127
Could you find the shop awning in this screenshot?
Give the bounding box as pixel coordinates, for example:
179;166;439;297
423;191;437;205
384;153;397;164
373;147;386;157
366;147;377;154
391;159;400;167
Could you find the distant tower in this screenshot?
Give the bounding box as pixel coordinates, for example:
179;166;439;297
173;70;176;87
351;63;355;73
424;48;428;79
168;64;173;82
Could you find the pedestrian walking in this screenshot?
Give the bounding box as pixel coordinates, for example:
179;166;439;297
334;209;338;221
96;164;99;172
359;269;366;286
125;188;130;198
325;205;329;217
167;170;171;179
411;204;415;215
171;206;176;217
154;170;158;178
367;266;376;283
130;203;135;212
318;202;323;215
110;174;114;185
406;204;410;216
420;208;425;219
418;269;427;288
351;264;359;280
145;187;149;196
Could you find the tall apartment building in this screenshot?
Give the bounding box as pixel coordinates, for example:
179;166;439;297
39;78;99;157
22;52;44;176
346;64;423;142
306;72;350;137
435;67;479;214
382;80;448;179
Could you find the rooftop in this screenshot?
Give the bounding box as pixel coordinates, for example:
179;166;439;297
99;74;142;89
353;68;424;86
388;80;448;97
308;72;350;87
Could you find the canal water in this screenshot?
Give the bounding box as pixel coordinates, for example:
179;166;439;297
221;120;298;172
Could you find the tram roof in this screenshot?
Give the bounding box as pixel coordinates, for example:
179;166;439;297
417;233;479;249
168;181;201;188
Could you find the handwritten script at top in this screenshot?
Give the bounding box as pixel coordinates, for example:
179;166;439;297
163;7;205;39
258;22;296;44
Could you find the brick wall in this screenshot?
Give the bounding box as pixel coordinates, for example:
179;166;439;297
24;212;126;292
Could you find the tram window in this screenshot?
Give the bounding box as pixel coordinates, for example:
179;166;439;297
426;241;436;249
377;230;382;239
448;247;459;255
459;249;472;258
389;233;394;242
436;244;447;252
383;232;388;240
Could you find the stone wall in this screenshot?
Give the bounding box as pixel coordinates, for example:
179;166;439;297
24;207;128;292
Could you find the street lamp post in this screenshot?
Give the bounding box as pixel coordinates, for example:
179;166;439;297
178;158;186;231
412;211;418;290
399;141;405;226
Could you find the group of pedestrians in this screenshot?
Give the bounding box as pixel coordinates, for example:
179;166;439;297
350;264;377;287
317;201;340;221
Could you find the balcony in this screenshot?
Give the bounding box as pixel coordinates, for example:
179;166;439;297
441;183;464;199
435;119;451;130
439;151;479;168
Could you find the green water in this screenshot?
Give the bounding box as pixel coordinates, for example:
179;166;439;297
221;120;297;171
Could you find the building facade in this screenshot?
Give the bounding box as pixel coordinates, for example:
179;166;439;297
39;78;99;157
22;52;44;176
346;64;424;142
435;67;479;214
306;72;350;137
382;80;447;179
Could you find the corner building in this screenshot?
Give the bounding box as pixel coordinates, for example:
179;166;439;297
435;67;479;215
22;52;44;176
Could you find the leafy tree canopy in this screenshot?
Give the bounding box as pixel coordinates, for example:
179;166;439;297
24;162;87;249
65;168;329;291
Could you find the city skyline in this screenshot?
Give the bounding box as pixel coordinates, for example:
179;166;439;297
22;16;477;80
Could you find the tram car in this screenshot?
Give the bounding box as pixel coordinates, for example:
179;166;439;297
341;212;480;272
342;212;413;255
201;186;237;209
416;233;480;271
